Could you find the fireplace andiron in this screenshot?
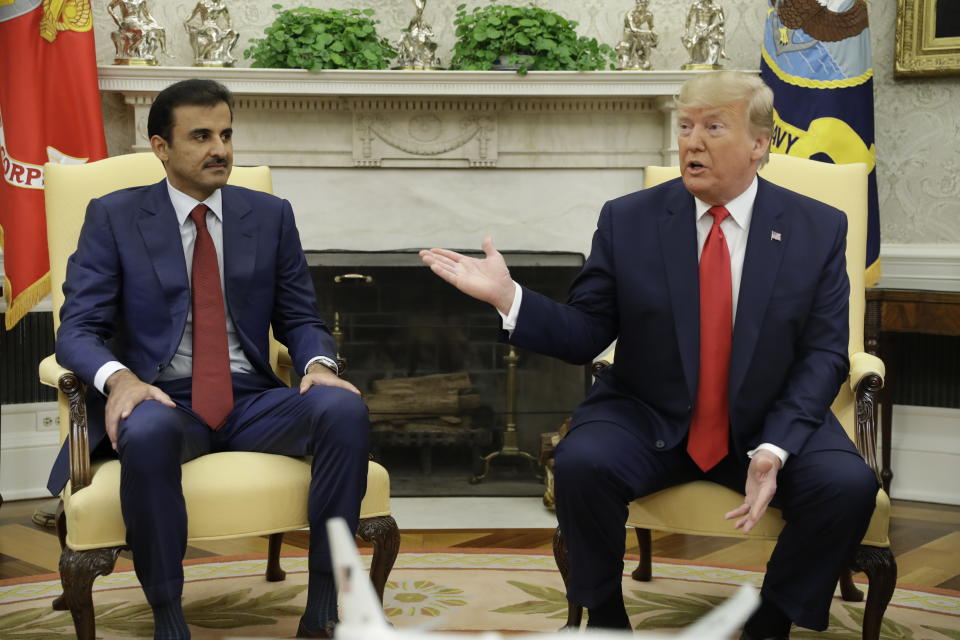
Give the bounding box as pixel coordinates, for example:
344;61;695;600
470;345;541;483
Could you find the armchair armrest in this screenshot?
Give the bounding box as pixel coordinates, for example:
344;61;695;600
39;354;72;388
275;345;293;387
849;351;885;480
38;354;93;491
850;351;885;392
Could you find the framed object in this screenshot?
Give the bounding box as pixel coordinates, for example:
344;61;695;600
896;0;960;76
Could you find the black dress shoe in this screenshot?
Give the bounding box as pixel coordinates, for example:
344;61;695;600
296;620;335;638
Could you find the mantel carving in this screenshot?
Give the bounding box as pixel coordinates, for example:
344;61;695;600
100;66;729;168
355;112;496;167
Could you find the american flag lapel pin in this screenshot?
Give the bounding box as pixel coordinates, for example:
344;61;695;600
771;230;782;242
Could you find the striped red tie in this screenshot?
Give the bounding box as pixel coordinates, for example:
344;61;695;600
189;204;233;429
687;205;732;471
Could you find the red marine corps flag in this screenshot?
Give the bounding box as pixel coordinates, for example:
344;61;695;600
0;0;106;329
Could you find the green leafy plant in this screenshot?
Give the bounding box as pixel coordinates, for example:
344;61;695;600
244;5;396;70
449;0;615;74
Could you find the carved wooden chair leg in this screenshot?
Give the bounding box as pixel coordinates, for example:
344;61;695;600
851;545;897;640
356;515;401;603
265;532;287;582
59;546;124;640
838;567;864;602
52;508;70;611
631;528;653;582
552;526;583;629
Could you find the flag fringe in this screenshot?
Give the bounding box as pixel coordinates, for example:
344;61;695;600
3;272;51;330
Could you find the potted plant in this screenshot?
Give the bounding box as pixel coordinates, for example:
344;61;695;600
244;5;396;70
449;1;615;74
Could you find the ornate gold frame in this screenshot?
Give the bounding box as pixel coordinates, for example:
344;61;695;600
896;0;960;76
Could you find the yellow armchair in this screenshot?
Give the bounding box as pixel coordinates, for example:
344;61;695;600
40;152;399;640
553;155;894;640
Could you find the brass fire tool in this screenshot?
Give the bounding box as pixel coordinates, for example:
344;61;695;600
470;346;541;484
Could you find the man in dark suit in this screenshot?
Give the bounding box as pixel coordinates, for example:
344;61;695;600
50;79;367;639
420;71;877;638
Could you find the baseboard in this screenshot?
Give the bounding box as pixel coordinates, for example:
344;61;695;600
0;402;61;500
889;405;960;505
878;243;960;291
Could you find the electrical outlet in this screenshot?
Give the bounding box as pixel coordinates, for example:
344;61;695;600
36;410;60;432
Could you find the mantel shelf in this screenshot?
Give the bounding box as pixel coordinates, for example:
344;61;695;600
98;66;749;99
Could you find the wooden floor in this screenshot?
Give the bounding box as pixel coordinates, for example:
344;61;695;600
1;497;958;591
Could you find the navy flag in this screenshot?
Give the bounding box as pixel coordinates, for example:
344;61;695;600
760;0;880;285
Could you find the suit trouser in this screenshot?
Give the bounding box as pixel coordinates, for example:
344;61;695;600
553;420;877;631
116;372;370;608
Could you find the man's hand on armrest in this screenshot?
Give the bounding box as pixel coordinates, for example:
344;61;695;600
104;369;175;451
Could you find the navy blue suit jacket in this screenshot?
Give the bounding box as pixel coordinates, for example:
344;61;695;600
508;176;853;461
48;180;337;494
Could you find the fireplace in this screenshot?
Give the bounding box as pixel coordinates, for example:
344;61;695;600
99;68;692;495
307;250;588;496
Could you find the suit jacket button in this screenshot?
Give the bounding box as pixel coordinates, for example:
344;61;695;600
655;439;665;449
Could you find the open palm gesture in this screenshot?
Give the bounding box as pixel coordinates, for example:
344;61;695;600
419;237;516;314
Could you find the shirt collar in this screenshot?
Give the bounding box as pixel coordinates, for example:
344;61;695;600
693;175;758;230
165;179;223;227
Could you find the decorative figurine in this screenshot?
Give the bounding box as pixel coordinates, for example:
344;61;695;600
185;0;239;67
615;0;659;70
393;0;442;70
681;0;727;69
108;0;166;65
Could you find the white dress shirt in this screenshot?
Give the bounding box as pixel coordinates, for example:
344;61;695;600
500;176;788;465
93;180;334;393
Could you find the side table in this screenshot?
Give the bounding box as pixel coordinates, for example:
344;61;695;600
865;288;960;494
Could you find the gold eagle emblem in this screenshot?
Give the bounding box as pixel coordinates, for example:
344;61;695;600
773;0;869;43
40;0;92;42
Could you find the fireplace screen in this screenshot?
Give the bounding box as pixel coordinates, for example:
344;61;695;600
307;250;589;497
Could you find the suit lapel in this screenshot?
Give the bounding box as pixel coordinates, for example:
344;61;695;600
137;180;189;355
658;182;700;403
729;177;787;402
220;185;257;322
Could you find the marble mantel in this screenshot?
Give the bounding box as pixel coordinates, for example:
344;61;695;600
99;67;710;169
98;66;719;255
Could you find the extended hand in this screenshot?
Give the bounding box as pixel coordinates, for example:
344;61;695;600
419;237;516;314
104;369;176;450
724;449;781;533
300;363;360;396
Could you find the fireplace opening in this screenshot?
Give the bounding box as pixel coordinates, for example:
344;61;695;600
307;250;589;497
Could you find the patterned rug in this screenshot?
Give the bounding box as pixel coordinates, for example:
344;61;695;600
1;549;957;638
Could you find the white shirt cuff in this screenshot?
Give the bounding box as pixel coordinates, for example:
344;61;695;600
497;282;523;332
306;356;339;376
94;361;129;395
748;443;790;467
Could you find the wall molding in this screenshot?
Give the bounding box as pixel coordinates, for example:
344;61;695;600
888;405;960;506
1;402;60;501
877;243;960;292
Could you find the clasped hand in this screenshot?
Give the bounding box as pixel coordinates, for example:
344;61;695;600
724;449;781;533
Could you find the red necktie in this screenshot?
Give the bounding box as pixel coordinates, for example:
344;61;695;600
687;205;732;471
189;204;234;429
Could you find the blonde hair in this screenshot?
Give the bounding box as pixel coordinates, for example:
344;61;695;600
677;71;774;166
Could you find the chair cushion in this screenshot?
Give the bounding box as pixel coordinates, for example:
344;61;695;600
64;453;391;551
626;481;890;547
